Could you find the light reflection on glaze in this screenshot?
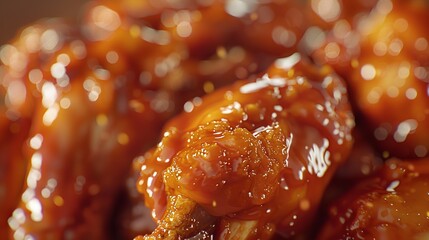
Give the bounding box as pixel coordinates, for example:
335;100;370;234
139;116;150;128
239;74;286;94
307;138;331;177
275;53;302;71
225;0;258;18
311;0;341;22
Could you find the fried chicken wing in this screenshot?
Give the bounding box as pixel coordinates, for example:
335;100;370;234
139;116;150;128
2;0;314;237
136;53;354;239
5;20;167;238
312;0;429;158
318;158;429;240
4;0;429;239
0;20;75;233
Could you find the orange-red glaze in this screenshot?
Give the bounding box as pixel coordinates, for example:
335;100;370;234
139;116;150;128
137;54;354;239
1;0;313;238
335;128;383;180
319;159;429;240
3;0;429;239
5;22;165;238
0;21;74;234
312;0;429;158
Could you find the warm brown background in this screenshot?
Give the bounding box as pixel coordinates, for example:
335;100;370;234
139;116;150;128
0;0;89;45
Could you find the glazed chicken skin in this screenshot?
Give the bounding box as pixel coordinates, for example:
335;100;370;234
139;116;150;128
82;0;328;237
136;53;354;239
334;128;383;181
312;0;429;158
4;20;168;239
1;0;323;238
1;9;250;240
0;21;75;234
319;158;429;240
4;0;429;239
0;111;30;235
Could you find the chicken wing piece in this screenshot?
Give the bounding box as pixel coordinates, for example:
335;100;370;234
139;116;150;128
136;53;354;239
318;158;429;240
312;0;429;158
5;21;167;238
82;0;319;237
0;20;76;233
